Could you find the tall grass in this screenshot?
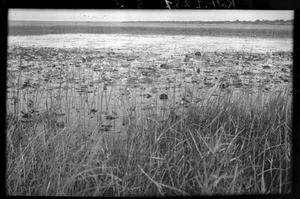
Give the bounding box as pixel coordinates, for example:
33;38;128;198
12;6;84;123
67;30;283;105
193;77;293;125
6;86;292;196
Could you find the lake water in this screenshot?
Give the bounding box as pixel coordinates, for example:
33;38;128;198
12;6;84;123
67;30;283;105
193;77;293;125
7;33;293;147
8;34;292;54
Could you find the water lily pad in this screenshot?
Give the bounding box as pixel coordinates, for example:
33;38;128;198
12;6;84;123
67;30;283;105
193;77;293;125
145;94;152;98
105;115;118;120
195;51;201;56
160;63;171;69
262;65;271;69
241;71;254;75
159;94;168;100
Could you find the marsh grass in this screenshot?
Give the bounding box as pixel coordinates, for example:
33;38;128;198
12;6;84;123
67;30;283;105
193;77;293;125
6;84;292;196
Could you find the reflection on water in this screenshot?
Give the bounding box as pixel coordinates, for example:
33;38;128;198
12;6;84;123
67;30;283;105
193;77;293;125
8;34;292;54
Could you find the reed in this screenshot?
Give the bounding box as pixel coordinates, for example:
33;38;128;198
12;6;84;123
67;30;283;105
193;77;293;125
6;84;291;195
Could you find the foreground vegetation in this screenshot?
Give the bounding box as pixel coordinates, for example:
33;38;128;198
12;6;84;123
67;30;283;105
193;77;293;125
6;87;292;196
6;31;292;195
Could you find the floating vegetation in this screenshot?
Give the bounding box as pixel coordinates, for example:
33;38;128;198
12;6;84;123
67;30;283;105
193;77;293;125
105;115;118;120
262;65;271;69
159;93;168;100
195;51;201;56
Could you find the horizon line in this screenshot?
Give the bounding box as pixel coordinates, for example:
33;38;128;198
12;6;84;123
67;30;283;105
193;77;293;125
9;19;294;22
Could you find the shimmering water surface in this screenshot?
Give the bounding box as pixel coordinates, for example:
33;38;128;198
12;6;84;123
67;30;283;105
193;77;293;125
7;33;293;144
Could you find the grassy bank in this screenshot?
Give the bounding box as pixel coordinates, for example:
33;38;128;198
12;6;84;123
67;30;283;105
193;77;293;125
8;24;292;38
6;88;292;196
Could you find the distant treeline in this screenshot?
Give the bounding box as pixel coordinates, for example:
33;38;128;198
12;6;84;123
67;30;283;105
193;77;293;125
8;24;292;38
121;20;293;25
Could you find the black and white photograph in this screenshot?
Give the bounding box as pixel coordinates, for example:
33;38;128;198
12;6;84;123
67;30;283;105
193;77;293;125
6;9;293;196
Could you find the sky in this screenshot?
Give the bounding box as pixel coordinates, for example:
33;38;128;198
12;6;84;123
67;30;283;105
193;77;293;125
8;9;294;22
